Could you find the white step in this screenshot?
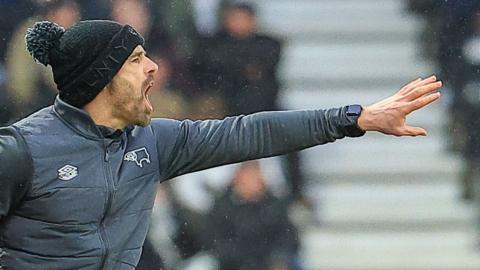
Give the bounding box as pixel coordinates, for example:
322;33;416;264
302;140;460;177
280;42;430;85
301;230;480;270
284;42;421;64
258;0;408;18
302;160;462;187
312;182;473;225
306;166;462;186
302;136;450;164
281;58;432;87
257;0;421;40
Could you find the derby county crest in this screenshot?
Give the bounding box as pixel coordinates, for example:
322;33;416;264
124;147;151;168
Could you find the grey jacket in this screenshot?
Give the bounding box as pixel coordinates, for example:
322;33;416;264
0;97;364;269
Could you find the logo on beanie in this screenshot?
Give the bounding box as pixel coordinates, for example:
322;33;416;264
58;164;79;181
124;147;151;168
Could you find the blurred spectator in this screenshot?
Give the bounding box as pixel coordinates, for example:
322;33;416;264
408;1;480;155
209;161;300;270
437;1;480;154
5;0;80;121
418;1;480;201
198;3;282;116
168;157;288;262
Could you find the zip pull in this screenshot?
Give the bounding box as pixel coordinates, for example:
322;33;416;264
105;149;109;162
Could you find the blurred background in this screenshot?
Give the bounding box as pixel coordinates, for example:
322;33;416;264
2;0;480;269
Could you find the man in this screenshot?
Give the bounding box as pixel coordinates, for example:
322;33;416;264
202;3;281;116
0;20;441;269
209;161;299;270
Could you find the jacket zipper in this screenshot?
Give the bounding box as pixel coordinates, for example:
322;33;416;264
100;145;116;269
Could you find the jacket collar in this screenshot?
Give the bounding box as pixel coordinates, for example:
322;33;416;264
53;96;128;140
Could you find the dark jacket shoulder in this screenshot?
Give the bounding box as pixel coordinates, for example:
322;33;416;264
0;126;33;221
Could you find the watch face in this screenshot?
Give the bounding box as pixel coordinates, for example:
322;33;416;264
347;105;362;116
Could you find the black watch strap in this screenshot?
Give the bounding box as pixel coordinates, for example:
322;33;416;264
344;105;366;137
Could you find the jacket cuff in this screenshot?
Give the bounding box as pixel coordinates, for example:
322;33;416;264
339;106;366;137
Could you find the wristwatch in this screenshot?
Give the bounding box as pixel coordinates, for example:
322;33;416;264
346;104;363;117
345;104;366;137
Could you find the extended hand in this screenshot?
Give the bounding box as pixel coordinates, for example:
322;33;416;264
357;76;442;136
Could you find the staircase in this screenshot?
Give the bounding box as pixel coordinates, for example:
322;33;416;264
256;1;480;269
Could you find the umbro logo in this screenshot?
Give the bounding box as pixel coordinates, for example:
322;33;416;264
58;165;78;181
124;147;151;168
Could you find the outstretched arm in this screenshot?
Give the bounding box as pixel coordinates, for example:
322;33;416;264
156;76;442;180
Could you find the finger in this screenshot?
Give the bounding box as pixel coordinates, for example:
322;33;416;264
402;126;427;137
405;81;443;101
400;75;437;95
399;77;422;94
406;92;441;113
399;77;422;93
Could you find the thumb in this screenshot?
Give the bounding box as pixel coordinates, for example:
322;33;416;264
403;126;427;137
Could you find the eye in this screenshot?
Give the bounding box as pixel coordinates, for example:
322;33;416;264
132;58;140;63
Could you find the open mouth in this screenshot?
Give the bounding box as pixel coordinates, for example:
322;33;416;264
143;81;154;112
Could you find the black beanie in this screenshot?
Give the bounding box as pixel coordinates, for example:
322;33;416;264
25;20;145;108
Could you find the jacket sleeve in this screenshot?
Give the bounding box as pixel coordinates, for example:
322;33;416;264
154;107;364;180
0;127;33;222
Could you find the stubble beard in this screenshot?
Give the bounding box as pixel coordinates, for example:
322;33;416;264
110;77;152;127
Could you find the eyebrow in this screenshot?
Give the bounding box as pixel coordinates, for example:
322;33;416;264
129;51;144;59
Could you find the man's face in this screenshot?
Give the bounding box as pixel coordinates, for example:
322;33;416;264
232;164;266;202
224;9;256;38
106;45;158;127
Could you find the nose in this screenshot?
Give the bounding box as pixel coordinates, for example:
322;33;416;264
146;56;158;75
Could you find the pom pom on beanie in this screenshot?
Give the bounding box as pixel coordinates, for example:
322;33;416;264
25;21;65;66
